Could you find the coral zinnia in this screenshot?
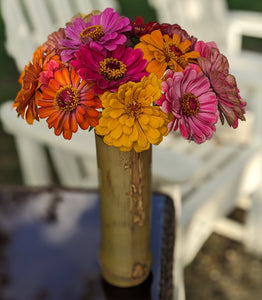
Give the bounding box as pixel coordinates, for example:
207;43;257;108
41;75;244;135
95;73;170;152
13;46;44;124
38;68;102;139
42;28;66;55
60;8;131;62
71;44;148;95
157;65;219;144
135;29;200;78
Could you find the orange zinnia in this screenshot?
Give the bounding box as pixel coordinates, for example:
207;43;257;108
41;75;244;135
135;29;200;78
38;67;102;139
13;46;44;124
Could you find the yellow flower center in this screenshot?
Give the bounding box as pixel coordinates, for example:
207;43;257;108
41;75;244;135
79;25;104;42
126;99;142;119
54;85;79;112
134;24;146;33
180;93;200;116
99;58;127;81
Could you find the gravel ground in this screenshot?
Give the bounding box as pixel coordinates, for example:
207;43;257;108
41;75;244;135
185;212;262;300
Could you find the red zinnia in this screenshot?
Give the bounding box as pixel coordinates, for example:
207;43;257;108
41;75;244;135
129;16;167;38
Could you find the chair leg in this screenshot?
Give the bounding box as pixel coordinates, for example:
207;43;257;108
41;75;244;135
48;147;86;187
14;135;52;186
173;227;186;300
244;187;262;257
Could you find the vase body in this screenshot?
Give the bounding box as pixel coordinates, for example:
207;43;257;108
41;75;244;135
95;134;152;287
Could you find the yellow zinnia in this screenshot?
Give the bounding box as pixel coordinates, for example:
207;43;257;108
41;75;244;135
135;29;200;78
95;73;170;152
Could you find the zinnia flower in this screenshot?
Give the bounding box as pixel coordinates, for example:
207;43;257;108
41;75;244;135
71;44;148;95
129;16;167;38
135;29;200;78
60;8;131;62
157;65;219;144
161;24;197;49
39;56;64;87
195;41;246;128
38;68;102;139
42;28;66;55
13;46;44;124
95;73;170;152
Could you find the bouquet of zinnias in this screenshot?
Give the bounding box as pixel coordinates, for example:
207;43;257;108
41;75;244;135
13;8;246;152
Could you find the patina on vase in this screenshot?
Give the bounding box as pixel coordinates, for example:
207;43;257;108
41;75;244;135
95;133;152;287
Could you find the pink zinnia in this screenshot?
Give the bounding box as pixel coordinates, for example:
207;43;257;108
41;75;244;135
71;44;148;95
157;65;219;144
39;59;62;87
60;8;131;62
195;41;246;128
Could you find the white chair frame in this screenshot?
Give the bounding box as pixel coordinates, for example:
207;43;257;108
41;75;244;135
1;1;262;299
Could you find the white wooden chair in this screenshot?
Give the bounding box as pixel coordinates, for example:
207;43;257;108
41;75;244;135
1;0;120;187
147;0;262;298
1;1;262;300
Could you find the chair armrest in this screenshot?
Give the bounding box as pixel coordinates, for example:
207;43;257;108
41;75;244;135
226;10;262;54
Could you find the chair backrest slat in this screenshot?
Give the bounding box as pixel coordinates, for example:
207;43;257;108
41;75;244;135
1;0;118;72
1;0;37;70
149;0;228;49
23;0;57;42
74;0;96;13
46;0;78;27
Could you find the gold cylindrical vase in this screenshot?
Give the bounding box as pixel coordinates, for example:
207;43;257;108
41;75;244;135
95;133;152;287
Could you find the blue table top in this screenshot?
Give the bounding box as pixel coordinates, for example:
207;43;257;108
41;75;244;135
0;186;175;300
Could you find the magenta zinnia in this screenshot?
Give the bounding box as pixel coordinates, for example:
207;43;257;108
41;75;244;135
38;68;102;139
71;44;148;95
60;8;131;62
157;65;219;144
